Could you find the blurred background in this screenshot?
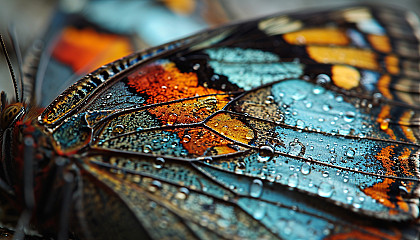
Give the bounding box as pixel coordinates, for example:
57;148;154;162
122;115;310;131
1;0;419;102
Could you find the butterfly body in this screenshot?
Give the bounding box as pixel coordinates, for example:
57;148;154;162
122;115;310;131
1;3;420;240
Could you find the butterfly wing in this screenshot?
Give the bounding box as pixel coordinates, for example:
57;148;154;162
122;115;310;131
33;4;420;240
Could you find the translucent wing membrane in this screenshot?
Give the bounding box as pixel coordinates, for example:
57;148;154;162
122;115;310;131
5;4;420;240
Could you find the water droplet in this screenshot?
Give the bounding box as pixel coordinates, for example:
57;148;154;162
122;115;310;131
250;179;263;198
323;227;331;236
343;175;349;183
217;219;229;229
296;119;305;129
112;124;125;134
318;182;334;198
322;171;329;178
352;196;365;209
148;180;162;193
287;173;299;188
143;145;152;153
265;95;275;104
258;145;274;162
193;63;200;70
300;162;311;175
335;95;343;102
291;91;307;101
284;225;292;235
399;185;409;195
211;75;220;81
312;86;325;95
372;92;382;104
154;157;165;169
316;74;331;85
167;113;178;126
253;202;266;220
346;148;355;158
343;111;355;123
305;102;313;108
236;161;246;169
380;118;390;130
175;187;190;200
339;124;352;135
322;104;331;111
287;139;305;157
182;134;191;143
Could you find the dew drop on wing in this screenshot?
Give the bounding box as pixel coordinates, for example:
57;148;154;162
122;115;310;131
249;179;263;198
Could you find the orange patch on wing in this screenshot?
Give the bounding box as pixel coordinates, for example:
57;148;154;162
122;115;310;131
375;145;396;174
283;28;349;45
306;46;379;70
363;179;410;213
367;34;392;53
363;145;411;213
363;179;396;211
127;62;224;104
148;95;231;125
377;75;393;99
205;113;254;144
331;65;360;90
376;105;396;139
163;0;196;15
52;27;133;74
399;111;417;142
173;127;237;156
399;148;414;176
325;227;401;240
385;55;399;74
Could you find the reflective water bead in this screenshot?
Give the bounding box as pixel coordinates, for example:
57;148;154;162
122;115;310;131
258;145;274;162
322;104;331;111
380;118;390;130
148;180;162;193
300;162;311;175
175;187;190;200
316;74;331;85
250;179;264;198
253;202;267;220
288;139;305;157
182;134;191;143
346;148;356;158
318;182;334;198
343;111;355;123
112;124;125;134
287;173;299;188
153;157;165;169
312;85;325;95
296;119;305;129
265;95;275;104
